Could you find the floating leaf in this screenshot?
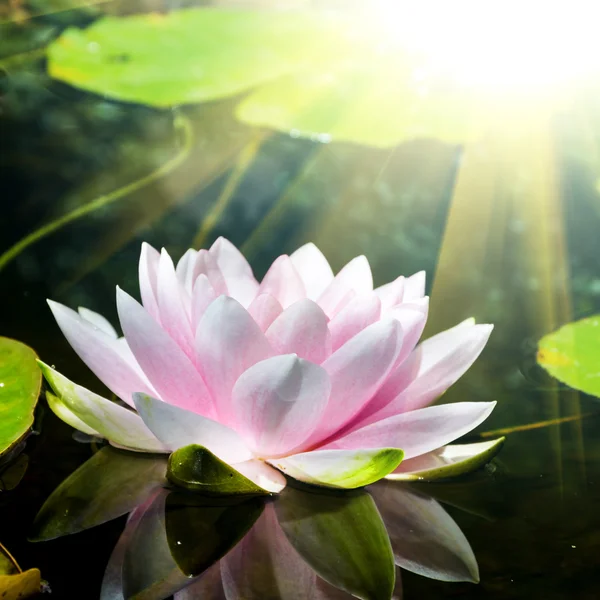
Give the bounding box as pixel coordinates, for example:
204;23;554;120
538;315;600;397
276;485;396;600
47;8;340;108
0;337;41;459
165;492;265;576
0;542;42;600
30;447;167;541
385;438;505;482
167;445;270;496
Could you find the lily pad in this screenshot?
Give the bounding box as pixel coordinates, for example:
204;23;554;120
0;337;41;459
47;8;341;108
0;542;42;600
385;438;506;482
167;444;270;496
537;316;600;397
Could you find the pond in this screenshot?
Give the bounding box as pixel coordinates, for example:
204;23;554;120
1;1;600;599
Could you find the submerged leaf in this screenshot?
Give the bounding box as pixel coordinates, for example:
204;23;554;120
276;485;396;600
165;492;265;576
0;337;41;459
385;438;505;481
537;315;600;397
30;447;166;541
167;445;270;496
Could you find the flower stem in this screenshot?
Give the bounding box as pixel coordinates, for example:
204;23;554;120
0;112;193;272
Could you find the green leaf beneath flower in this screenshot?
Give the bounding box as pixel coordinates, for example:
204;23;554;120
276;485;396;600
538;315;600;397
0;337;41;459
167;444;270;496
271;447;404;489
385;438;505;482
165;492;265;576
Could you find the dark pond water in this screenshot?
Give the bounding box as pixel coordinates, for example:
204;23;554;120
2;1;600;599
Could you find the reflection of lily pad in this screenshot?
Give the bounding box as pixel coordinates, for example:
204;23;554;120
386;438;505;481
167;444;269;496
0;337;41;459
538;316;600;397
0;542;42;600
165;492;264;576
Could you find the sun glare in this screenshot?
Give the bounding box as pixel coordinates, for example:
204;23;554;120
372;1;600;90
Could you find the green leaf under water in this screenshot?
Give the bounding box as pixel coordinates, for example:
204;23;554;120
0;337;41;459
537;315;600;398
276;485;396;600
30;447;167;542
167;444;269;496
165;492;265;577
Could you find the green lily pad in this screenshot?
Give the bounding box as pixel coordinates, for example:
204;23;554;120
0;337;41;459
167;444;269;496
537;315;600;397
165;492;265;576
47;8;340;108
385;438;506;482
276;486;396;600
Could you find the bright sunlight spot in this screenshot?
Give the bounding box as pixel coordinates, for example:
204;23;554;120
372;0;600;90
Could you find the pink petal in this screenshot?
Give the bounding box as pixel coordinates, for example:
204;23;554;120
328;295;381;352
133;393;252;463
247;294;283;331
404;271;426;301
391;322;493;416
157;249;194;358
138;242;161;323
231;355;331;457
77;307;118;338
48;300;156;408
209;237;259;307
374;276;405;312
193;249;228;296
266;299;332;364
175;248;198;297
174;564;225;600
117;288;214;416
323;402;496;459
390;299;429;366
317;256;373;318
258;255;306;309
289;242;334;301
196;296;273;423
307;319;404;445
191;274;217;332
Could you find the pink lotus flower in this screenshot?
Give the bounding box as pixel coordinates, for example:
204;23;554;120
40;238;495;492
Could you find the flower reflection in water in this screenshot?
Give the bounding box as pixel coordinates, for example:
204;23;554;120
31;448;480;600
